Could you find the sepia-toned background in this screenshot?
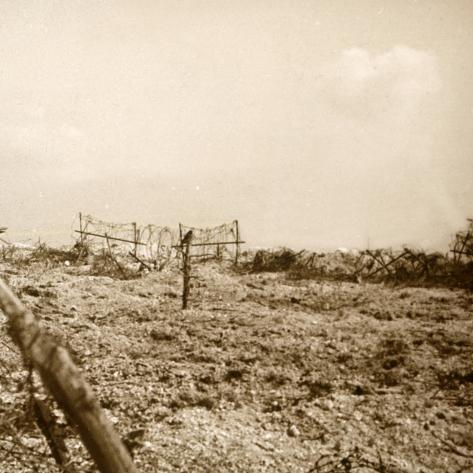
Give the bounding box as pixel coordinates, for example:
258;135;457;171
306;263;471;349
1;0;472;250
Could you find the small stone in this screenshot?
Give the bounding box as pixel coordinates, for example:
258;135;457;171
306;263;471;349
142;441;154;450
321;399;334;411
23;286;41;297
287;425;300;437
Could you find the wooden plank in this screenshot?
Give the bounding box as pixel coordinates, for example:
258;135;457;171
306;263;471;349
366;250;392;275
364;251;408;279
172;240;245;248
128;251;153;271
74;230;146;246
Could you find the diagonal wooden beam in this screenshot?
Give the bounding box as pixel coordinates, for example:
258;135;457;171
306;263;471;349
0;279;138;473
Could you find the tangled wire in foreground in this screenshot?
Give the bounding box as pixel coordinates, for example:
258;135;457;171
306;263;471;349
307;447;388;473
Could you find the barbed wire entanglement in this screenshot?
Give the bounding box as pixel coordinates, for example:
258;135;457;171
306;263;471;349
76;214;139;255
450;218;473;263
179;221;241;261
139;224;179;266
74;214;179;266
251;236;473;288
306;447;388;473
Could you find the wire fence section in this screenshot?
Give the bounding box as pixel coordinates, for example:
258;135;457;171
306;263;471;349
76;214;179;262
179;220;242;262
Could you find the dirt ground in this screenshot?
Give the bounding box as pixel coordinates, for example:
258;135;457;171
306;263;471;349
0;259;472;472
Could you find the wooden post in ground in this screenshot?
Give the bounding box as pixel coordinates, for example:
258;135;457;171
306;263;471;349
234;220;240;265
105;234;126;278
0;279;138;473
79;213;84;246
178;223;183;263
181;231;193;310
77;212;86;262
132;222;138;256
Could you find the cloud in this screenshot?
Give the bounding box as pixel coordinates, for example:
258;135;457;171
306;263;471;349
315;45;443;165
322;45;441;121
310;46;461;247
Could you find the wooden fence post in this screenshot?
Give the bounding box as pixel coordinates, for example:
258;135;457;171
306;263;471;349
234;220;240;265
0;279;138;473
132;222;138;256
79;213;84;246
181;231;193;310
178;224;183;263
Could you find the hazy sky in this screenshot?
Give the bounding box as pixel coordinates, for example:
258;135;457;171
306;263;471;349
1;0;472;250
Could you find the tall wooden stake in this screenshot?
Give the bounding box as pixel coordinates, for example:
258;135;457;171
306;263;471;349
77;212;86;261
105;234;126;278
182;233;193;310
79;212;84;246
178;223;183;262
132;222;138;256
234;220;240;265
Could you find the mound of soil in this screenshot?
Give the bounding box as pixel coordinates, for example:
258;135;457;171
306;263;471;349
0;260;472;472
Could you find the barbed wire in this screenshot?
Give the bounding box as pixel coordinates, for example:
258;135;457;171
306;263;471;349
180;221;239;259
76;215;179;262
75;215;240;262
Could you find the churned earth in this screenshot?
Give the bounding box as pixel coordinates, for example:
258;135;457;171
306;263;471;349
0;259;472;472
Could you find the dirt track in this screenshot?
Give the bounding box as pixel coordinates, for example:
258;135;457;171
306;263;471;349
0;260;472;472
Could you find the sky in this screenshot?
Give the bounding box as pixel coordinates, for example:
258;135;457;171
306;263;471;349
1;0;472;250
